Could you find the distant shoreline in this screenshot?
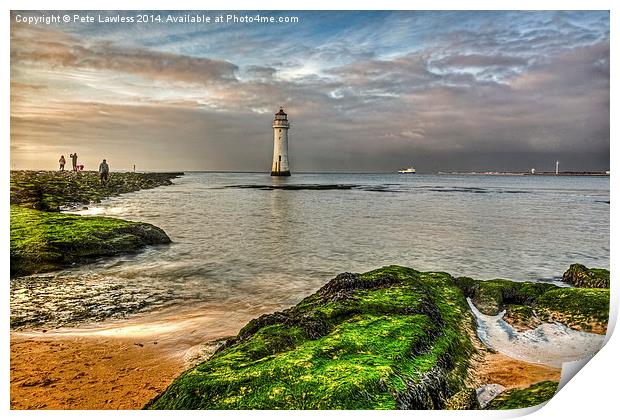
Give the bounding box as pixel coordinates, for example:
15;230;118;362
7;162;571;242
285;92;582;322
172;170;612;176
10;169;609;176
437;171;610;177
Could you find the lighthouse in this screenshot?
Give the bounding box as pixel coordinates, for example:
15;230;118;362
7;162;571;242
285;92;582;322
271;108;291;176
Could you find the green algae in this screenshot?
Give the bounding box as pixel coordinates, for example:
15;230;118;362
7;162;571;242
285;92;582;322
11;170;182;211
10;205;170;276
452;277;556;316
444;388;480;410
485;381;558;410
562;264;610;288
535;288;609;333
453;273;609;333
148;265;610;410
9;170;181;276
147;267;476;410
503;304;541;331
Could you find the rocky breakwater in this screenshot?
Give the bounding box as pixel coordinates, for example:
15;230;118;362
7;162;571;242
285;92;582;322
10;170;183;277
148;264;609;410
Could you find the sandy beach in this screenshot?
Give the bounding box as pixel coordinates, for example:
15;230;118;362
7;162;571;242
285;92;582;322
473;352;561;390
11;334;183;410
9;304;259;410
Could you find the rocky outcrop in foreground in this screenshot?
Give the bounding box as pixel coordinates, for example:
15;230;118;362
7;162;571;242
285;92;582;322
147;265;608;410
485;381;558;410
148;267;479;409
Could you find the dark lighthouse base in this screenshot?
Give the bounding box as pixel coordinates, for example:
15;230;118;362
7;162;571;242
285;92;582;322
271;171;291;176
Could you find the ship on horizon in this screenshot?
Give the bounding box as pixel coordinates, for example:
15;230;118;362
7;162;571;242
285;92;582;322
398;166;416;174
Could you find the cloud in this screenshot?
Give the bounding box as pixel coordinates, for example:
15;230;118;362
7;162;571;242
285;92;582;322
430;54;528;69
11;25;239;86
243;65;277;81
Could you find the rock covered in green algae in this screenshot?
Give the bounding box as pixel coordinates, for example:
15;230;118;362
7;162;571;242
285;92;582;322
503;304;542;332
562;264;610;289
453;274;609;334
10;205;170;277
444;388;480;410
485;381;558;410
9;170;181;277
452;277;556;316
10;170;183;211
535;288;609;334
147;266;477;410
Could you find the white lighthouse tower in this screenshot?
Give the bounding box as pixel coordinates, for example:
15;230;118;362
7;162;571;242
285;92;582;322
271;108;291;176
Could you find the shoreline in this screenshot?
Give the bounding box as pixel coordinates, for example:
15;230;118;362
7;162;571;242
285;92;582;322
10;305;242;410
10;341;561;410
10;333;184;410
9;170;609;409
437;171;609;177
10;311;562;410
10;300;285;409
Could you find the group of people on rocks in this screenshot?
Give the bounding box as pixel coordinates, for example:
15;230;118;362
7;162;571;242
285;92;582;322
58;153;81;172
58;152;110;184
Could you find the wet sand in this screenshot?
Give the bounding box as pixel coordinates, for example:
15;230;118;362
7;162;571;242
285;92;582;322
473;350;561;390
11;334;184;410
10;304;261;410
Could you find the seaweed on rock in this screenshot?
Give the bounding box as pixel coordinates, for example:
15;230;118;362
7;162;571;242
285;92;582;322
10;170;183;211
485;381;558;410
535;288;609;333
562;264;610;288
10;205;171;276
452;274;609;333
452;277;556;316
9;171;181;277
147;266;477;410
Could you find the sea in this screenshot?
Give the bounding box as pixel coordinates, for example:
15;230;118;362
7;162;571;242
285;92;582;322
10;172;610;330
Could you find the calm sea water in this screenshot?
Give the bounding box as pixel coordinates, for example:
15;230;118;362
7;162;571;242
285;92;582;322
10;173;610;329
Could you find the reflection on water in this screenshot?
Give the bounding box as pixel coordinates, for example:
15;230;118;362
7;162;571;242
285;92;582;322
10;173;609;330
467;298;605;367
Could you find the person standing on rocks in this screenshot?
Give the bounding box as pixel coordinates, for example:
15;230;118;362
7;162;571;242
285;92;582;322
70;153;78;171
99;159;110;185
58;155;66;171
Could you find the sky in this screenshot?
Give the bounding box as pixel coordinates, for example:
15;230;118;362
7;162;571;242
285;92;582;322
10;10;610;172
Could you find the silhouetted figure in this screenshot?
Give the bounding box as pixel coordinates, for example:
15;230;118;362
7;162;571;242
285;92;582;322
59;155;66;171
70;153;78;171
99;159;110;185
